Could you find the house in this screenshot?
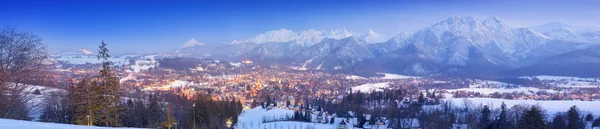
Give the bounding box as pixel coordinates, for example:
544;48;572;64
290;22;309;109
332;118;353;129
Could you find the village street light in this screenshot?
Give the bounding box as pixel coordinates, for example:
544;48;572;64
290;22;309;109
193;103;196;129
86;115;90;126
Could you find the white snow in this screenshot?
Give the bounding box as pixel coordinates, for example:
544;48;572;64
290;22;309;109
446;87;557;95
352;82;390;93
468;80;512;88
229;62;242;67
361;29;389;43
228;28;388;46
142;80;194;91
236;107;294;129
0;118;144;129
345;75;366;80
79;48;94;54
180;38;205;48
236;107;338;129
521;75;600;88
375;73;419;79
130;55;158;73
446;98;600;115
52;54;130;65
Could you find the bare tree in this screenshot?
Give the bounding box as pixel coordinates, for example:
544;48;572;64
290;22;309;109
0;27;50;120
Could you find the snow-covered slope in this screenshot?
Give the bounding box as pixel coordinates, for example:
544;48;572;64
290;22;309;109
0;118;144;129
175;16;600;77
229;28;388;47
180;38;205;48
532;22;600;43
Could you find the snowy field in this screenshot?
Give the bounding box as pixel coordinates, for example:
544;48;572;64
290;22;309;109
521;75;600;88
375;73;419;79
468;80;513;88
446;98;600;115
129;54;159;73
0;118;145;129
52;54;132;65
352;82;390;93
142;80;196;91
345;75;366;80
446;87;557;95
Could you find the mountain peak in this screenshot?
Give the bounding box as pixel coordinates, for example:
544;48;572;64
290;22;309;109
79;48;93;54
530;22;572;33
443;16;479;24
181;38;205;48
360;29;389;43
228;28;388;45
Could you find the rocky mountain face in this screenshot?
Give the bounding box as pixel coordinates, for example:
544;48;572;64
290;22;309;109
175;16;600;77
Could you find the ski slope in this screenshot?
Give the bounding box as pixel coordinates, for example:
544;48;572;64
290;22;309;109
0;118;145;129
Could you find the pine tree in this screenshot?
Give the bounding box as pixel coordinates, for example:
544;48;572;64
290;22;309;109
120;99;134;127
497;102;508;129
330;116;335;124
481;105;491;129
567;106;582;129
418;92;425;104
585;114;594;122
133;100;148;127
517;106;545;129
72;78;100;126
95;41;121;127
552;113;567;129
147;94;162;127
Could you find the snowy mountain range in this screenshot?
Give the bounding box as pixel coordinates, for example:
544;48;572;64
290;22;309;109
224;28;389;46
176;16;600;77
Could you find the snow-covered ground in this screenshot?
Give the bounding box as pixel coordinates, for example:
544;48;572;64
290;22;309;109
129;55;158;73
351;82;390;93
446;87;557;95
468;80;512;88
236;107;335;129
446;98;600;115
52;54;131;65
142;80;195;91
521;75;600;88
375;73;419;79
0;118;145;129
345;75;366;80
25;84;66;121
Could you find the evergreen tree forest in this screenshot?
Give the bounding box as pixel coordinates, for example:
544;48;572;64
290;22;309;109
281;88;598;129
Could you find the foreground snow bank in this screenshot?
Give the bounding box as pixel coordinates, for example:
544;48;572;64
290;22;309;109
0;118;145;129
236;107;336;129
